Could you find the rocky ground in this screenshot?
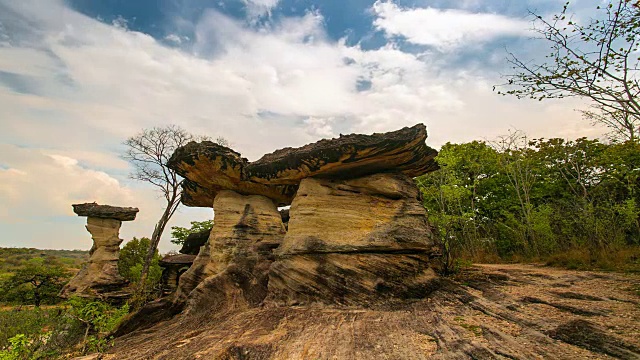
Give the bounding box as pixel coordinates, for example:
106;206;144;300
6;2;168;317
103;264;640;360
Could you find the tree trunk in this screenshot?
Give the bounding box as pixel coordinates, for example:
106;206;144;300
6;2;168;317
137;195;178;301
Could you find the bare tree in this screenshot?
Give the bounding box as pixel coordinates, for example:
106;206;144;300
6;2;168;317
496;0;640;142
123;125;228;299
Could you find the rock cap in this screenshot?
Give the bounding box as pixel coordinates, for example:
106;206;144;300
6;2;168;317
72;202;139;221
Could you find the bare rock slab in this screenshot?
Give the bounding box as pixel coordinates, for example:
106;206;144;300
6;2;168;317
72;202;139;221
268;173;438;305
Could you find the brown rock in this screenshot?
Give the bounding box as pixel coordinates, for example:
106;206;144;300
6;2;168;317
247;123;438;184
174;190;286;312
167;124;438;207
268;173;437;305
60;217;129;301
72;202;139;221
167;142;297;207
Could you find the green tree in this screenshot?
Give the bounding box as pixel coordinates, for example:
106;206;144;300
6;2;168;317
118;238;162;295
496;0;640;141
0;258;69;307
170;220;214;246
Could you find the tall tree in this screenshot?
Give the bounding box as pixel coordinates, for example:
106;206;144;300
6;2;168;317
1;258;69;307
496;0;640;141
123;125;227;298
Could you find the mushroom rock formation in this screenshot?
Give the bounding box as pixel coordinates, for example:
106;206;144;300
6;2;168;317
159;254;196;295
164;124;438;307
174;190;286;312
268;173;438;305
60;203;138;301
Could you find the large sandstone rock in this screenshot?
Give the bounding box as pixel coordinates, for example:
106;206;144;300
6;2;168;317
174;190;286;313
167;124;437;207
268;173;438;306
60;217;129;301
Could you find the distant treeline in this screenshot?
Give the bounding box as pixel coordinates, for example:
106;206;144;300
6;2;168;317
0;248;88;276
417;135;640;272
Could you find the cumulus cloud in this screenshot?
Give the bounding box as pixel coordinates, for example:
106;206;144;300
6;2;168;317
0;0;598;250
372;1;529;50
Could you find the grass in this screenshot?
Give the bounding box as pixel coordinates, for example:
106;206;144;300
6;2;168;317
544;246;640;273
0;307;62;349
453;245;640;274
453;316;482;336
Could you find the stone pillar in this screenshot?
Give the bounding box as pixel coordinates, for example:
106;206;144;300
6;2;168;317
268;173;438;306
174;190;286;311
60;203;138;301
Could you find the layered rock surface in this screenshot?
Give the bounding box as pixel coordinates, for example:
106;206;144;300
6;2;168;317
174;190;286;312
167;124;437;207
268;173;437;305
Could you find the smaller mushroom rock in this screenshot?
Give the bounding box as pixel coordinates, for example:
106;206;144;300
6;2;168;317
72;202;139;221
159;254;196;295
61;203;138;301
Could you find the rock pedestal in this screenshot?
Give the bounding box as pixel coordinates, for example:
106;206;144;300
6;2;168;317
60;203;138;301
268;173;438;305
175;190;286;312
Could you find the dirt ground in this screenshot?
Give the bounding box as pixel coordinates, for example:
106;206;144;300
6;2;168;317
103;264;640;359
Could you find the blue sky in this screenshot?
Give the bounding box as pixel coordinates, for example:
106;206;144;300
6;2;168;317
0;0;602;251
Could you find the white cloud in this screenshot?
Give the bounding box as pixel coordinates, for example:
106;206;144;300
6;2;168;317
0;0;599;250
372;1;529;50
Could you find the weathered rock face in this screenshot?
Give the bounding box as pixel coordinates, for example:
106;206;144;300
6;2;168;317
247;124;438;184
168;142;298;207
60;217;129;301
268;173;438;306
167;124;437;207
72;202;139;221
174;190;286;313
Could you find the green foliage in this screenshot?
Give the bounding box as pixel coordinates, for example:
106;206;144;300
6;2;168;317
418;137;640;272
0;308;57;352
170;220;214;245
118;238;162;298
0;298;130;359
0;258;70;307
